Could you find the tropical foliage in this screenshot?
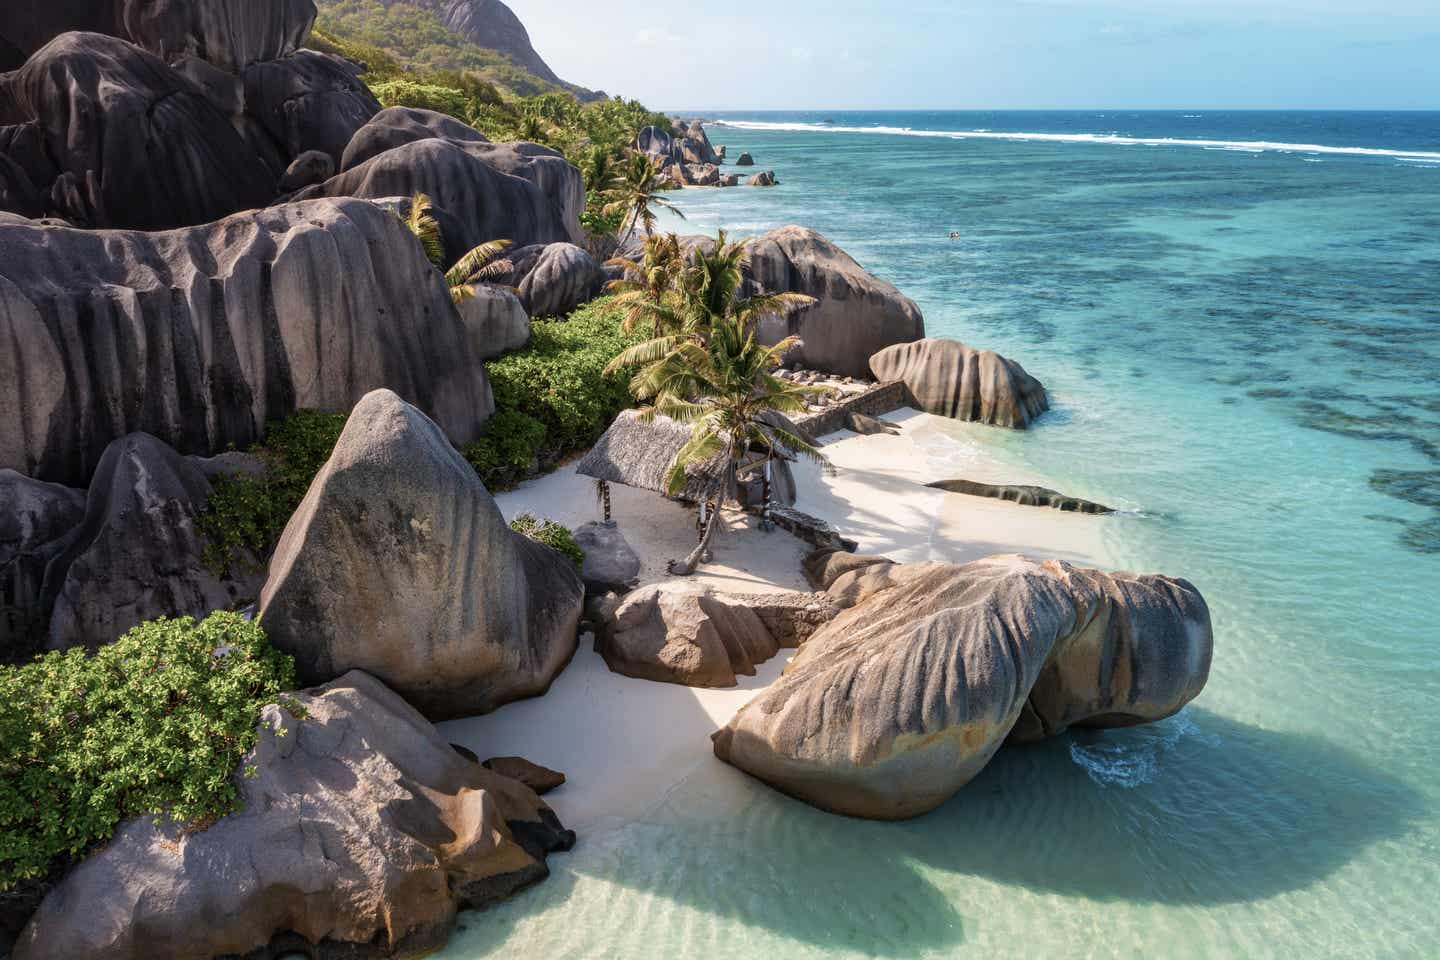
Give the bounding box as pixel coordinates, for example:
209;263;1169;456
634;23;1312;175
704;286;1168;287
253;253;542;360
604;232;822;573
0;614;298;889
509;514;585;566
398;193;514;300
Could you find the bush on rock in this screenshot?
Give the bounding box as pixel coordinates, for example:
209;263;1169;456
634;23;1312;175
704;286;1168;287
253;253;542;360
0;613;297;889
510;514;585;566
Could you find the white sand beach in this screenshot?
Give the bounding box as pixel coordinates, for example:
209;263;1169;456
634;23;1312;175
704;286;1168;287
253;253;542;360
441;409;1109;831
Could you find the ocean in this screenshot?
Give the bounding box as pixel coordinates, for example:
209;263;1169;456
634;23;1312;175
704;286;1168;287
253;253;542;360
444;112;1440;958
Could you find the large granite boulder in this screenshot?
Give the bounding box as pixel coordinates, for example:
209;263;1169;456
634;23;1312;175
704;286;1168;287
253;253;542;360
0;471;84;663
508;242;605;317
457;284;531;360
743;226;926;378
735;151;755;166
572;520;640;594
927;478;1114;514
636;124;674;159
0;198;493;487
747;171;777;187
714;555;1213;819
340;105;489;171
241;49;380;169
277;148;335;194
297;138;574;257
11;670;575;960
870;338;1049;429
681;121;720;164
3;31;275;227
257;390;584;720
465;140;585;244
38;434;263;653
0;154;43;219
0;0;316;72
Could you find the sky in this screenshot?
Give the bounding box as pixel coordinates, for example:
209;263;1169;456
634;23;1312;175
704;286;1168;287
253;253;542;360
511;0;1440;111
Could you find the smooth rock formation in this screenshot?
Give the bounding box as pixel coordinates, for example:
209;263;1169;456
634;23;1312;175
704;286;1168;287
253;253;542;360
597;583;781;688
636;124;673;159
714;555;1213;819
736;152;755;166
684;162;721;186
483;756;566;795
744;226;926;378
241;49;380;168
870;337;1049;429
457;284;531;360
928;478;1115;514
0;471;84;663
801;548;893;591
681;120;720;164
277;148;335;194
0;198;493;487
507;242;605;317
340;105;489;171
12;670;575;960
4;31;275;228
40;434;264;653
846;412;901;436
297;137;575;256
748;171;777;186
257;391;584;720
572;520;641;594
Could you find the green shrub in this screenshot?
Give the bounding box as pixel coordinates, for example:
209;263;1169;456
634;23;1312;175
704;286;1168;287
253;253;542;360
197;410;349;578
465;298;641;490
0;613;298;889
369;78;471;117
509;514;584;566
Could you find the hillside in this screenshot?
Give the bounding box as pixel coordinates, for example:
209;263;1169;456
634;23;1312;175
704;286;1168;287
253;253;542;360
315;0;603;101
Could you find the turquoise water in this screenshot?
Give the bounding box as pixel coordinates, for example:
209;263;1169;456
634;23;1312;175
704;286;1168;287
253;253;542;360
451;113;1440;957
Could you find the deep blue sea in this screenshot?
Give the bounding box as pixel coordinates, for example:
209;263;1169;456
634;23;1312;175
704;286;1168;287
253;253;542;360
451;112;1440;958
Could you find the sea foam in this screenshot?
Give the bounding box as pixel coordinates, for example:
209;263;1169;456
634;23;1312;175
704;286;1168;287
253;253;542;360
710;119;1440;161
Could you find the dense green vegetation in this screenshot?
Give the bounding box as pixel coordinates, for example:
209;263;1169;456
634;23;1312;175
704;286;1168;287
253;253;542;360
464;298;643;490
509;514;585;566
0;614;298;889
197;411;349;578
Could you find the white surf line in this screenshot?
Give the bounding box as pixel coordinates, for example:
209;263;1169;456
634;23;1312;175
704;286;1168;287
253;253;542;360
711;120;1440;162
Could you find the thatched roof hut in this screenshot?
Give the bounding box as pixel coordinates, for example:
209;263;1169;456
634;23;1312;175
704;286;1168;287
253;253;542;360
576;410;808;504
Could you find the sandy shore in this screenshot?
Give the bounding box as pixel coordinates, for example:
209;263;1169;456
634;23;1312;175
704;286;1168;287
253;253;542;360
442;409;1108;830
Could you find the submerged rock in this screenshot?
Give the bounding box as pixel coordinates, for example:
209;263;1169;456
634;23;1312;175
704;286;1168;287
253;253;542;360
747;170;777;186
736;152;755;166
257;390;584;720
12;670;575;960
714;555;1213;819
0;197;493;486
870;337;1049;429
927;479;1115;514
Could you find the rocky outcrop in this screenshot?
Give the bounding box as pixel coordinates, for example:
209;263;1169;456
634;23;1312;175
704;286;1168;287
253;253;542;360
0;198;493;487
928;479;1115;514
507;242;605;317
748;171;777;187
714;555;1213;819
0;471;84;663
241;49;381;169
801;548;893;591
681;120;720;164
297;137;576;256
257;390;584;720
684;162;721;186
340;105;489;171
277;149;335;194
573;520;641;594
439;0;602;100
483;756;566;795
12;670;575;960
457;284;531;360
4;31;276;228
846;412;901;436
0;0;317;72
636;125;673;159
40;434;264;653
743;226;926;378
870;338;1049;429
736;152;755;166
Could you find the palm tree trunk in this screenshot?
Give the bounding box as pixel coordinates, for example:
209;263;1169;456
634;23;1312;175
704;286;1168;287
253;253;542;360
669;458;738;576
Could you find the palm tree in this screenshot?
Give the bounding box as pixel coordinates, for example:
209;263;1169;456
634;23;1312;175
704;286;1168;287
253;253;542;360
631;317;826;575
580;144;621;196
605;152;684;248
398;193;514;304
605;232;685;337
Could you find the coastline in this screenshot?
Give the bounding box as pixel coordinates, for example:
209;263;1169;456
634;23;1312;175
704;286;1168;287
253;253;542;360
442;408;1109;833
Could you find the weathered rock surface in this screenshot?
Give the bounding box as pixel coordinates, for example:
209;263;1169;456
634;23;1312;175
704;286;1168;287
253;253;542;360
440;0;602;100
636;124;673;159
241;49;380;169
277;148;335;194
928;478;1114;514
684;162;721;186
748;170;777;187
0;471;84;663
40;434;263;653
681;120;720;164
572;520;641;594
714;555;1213;819
0;0;316;72
744;226;926;378
12;670;575;960
846;412;901;436
483;756;566;795
870;337;1049;429
297;137;575;256
801;548;893;591
257;390;584;720
507;242;605;317
0;198;493;487
4;32;275;228
457;284;531;360
340;105;489;171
